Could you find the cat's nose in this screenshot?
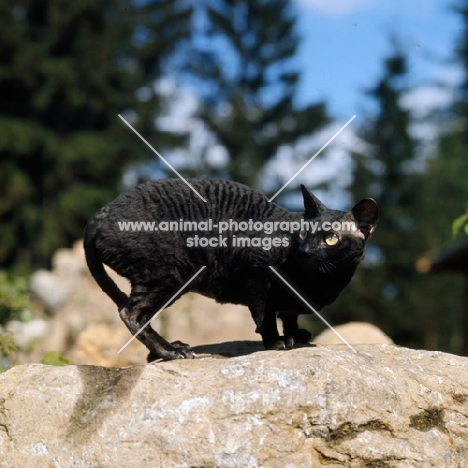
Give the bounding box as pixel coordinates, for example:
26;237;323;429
299;243;311;254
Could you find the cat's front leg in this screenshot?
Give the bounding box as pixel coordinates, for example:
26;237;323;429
248;301;294;351
245;273;294;351
279;313;312;344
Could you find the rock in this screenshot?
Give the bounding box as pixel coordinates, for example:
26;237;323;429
28;241;86;315
1;344;467;467
64;283;260;366
72;238;85;258
11;320;72;367
72;323;148;366
4;320;49;349
313;321;394;345
52;247;86;279
152;292;261;347
29;269;73;312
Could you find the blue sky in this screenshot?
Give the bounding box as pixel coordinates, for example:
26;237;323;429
153;0;464;208
294;0;462;120
251;0;465;208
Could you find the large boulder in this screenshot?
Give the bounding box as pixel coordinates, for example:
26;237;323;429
1;344;467;467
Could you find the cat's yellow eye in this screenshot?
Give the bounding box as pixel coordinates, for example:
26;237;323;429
324;233;339;246
298;230;308;241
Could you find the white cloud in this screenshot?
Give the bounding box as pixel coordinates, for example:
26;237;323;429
262;121;365;207
396;82;457;163
295;0;373;15
155;78;216;168
400;85;454;119
432;66;463;89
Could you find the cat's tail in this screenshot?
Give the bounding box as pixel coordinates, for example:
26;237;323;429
83;226;128;309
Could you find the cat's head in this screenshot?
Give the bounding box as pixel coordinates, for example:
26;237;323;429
295;185;379;276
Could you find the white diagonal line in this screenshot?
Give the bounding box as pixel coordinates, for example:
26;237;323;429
268;115;356;203
117;266;206;354
268;266;357;353
118;114;208;203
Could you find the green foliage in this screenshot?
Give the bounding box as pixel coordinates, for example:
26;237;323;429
0;334;18;357
421;129;468;353
191;0;328;188
0;271;31;325
453;211;468;237
336;47;422;338
40;351;70;366
0;334;18;373
325;45;463;352
327;33;468;355
420;130;468;249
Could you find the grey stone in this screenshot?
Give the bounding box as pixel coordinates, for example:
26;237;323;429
5;319;49;349
0;344;467;467
52;248;86;279
29;269;72;311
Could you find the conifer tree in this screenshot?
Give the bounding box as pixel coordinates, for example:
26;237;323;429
0;0;192;270
334;41;468;354
325;49;427;348
408;0;468;354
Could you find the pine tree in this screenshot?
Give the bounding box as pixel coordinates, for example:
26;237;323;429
408;0;468;354
416;130;468;353
332;40;468;354
324;48;429;348
0;0;192;270
191;0;328;188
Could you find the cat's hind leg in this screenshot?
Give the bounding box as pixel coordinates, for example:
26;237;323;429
119;290;194;362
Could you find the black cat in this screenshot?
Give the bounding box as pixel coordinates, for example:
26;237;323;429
84;178;378;361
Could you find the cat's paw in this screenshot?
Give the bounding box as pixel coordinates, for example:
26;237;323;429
146;342;195;362
264;336;295;351
170;341;196;359
170;348;196;360
291;328;312;344
166;344;195;360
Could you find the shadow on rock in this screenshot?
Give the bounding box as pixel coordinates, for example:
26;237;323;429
191;340;316;359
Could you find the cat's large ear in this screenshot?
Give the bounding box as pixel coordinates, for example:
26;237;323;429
350;198;379;237
301;185;325;218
